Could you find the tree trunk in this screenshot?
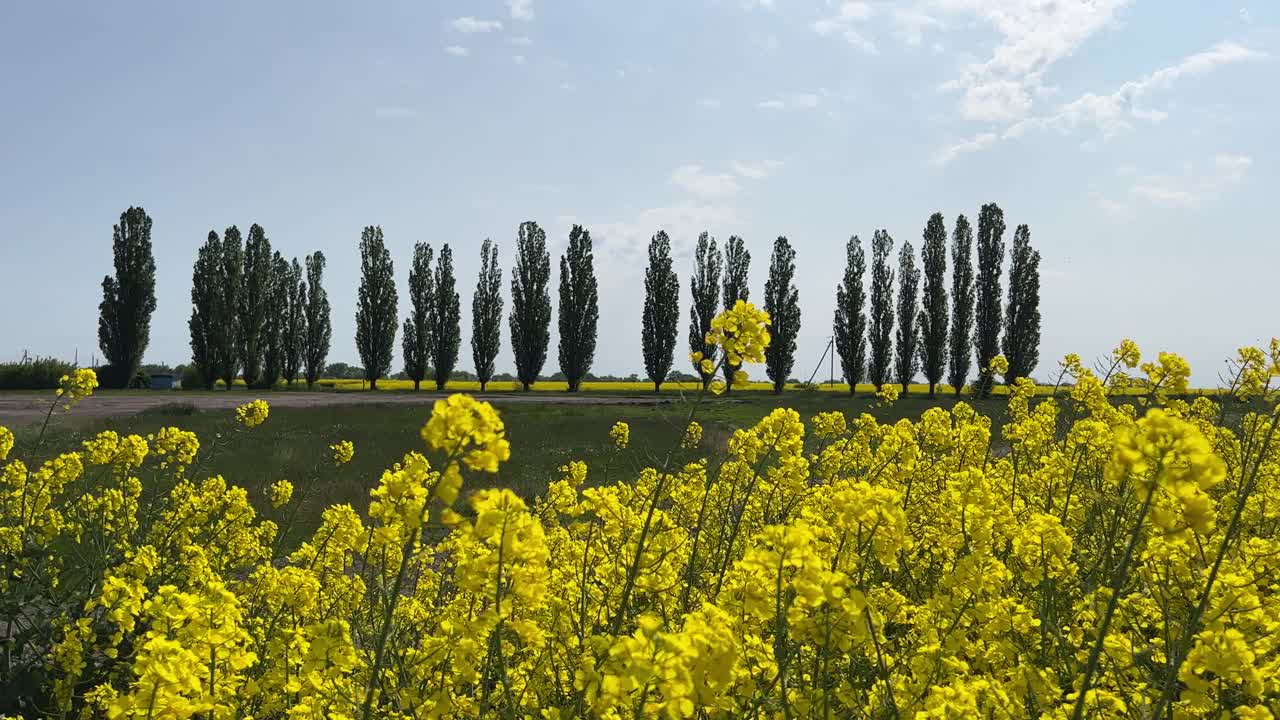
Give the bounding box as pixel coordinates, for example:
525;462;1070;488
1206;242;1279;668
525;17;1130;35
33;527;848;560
370;377;378;391
900;381;909;395
654;381;661;393
522;381;531;392
438;379;447;392
479;380;487;392
928;383;936;398
413;379;420;392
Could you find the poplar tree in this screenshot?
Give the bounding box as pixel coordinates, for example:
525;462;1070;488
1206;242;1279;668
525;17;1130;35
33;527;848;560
238;224;273;388
557;225;599;392
948;215;975;396
354;226;397;390
688;232;722;387
431;244;461;390
721;235;751;390
97;206;156;387
303;251;332;389
260;251;290;388
763;236;800;393
894;241;921;394
510;221;551;391
833;235;867;395
1002;224;1042;383
917;213;949;396
216;226;243;388
282;259;305;385
641;231;680;391
402;243;435;391
188;231;222;389
867;230;895;390
973;203;1007;397
471;239;503;391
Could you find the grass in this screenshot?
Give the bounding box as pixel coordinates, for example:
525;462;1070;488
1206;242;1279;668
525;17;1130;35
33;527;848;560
12;390;1016;546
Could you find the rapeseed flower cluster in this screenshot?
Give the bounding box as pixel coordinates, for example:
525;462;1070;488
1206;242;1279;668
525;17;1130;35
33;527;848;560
234;398;270;428
2;325;1280;719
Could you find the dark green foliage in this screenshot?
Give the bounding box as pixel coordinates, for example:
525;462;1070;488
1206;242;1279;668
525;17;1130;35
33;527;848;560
557;225;599;392
216;226;243;388
402;243;435;391
1002;224;1042;383
471;239;504;392
833;235;867;395
973;203;1007;397
948;215;975;397
303;252;332;389
868;230;895;390
641;231;680;391
894;241;921;393
0;357;75;390
688;232;722;387
282;259;305;385
354;226;398;390
917;213;949;396
431;244;462;390
238;224;273;388
188;231;222;389
97;207;157;388
721;235;751;390
510;221;552;391
763;237;800;394
261;251;291;388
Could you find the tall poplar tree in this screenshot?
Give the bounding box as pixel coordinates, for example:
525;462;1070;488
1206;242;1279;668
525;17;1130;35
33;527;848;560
97;206;156;388
557;225;599;392
216;226;243;388
471;239;503;391
867;230;895;390
431;244;461;390
688;232;722;387
509;221;551;391
303;251;331;389
282;259;305;385
641;231;680;391
188;231;222;389
1002;224;1042;383
721;235;751;390
948;215;975;396
833;235;867;396
402;243;435;391
973;203;1007;397
917;213;949;396
260;251;290;388
354;226;397;390
894;241;921;394
763;236;800;393
238;223;273;388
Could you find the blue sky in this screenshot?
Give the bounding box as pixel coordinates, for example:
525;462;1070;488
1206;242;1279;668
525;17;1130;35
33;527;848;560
1;1;1275;384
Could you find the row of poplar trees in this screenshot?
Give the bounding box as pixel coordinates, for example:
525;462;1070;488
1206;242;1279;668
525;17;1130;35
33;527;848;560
352;221;600;392
188;226;333;389
833;202;1042;397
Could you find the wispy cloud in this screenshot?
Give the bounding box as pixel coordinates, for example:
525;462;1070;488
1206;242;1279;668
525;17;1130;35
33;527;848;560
812;1;879;54
559;82;576;92
933;42;1267;163
452;17;502;33
1126;153;1254;209
669;165;742;198
444;46;469;57
507;0;534;21
698;98;722;110
508;35;533;46
513;55;526;65
731;160;784;180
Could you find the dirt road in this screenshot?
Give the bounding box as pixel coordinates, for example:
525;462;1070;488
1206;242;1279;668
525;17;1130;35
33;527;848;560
0;391;675;427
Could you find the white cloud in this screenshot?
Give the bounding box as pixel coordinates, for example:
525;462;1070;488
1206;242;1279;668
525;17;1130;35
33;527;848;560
590;204;741;265
513;55;526;65
1131;182;1199;209
933;41;1267;162
508;35;533;46
452;17;502;33
1214;153;1253;182
931;132;996;164
891;6;943;46
559;82;576;92
1126;153;1253;209
669;165;743;198
812;2;879;53
731;160;784;180
758;92;822;110
741;0;776;10
444;46;469;57
374;106;421;119
698;98;722;110
1240;7;1252;23
507;0;534;21
938;0;1134;122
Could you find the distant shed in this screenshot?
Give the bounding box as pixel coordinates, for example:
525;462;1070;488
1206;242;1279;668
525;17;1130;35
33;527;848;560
150;373;180;390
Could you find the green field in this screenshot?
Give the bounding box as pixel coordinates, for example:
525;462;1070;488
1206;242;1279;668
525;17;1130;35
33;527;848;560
13;391;1017;545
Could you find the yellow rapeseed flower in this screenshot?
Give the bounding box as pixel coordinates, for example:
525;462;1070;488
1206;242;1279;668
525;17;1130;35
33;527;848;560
609;421;630;450
235;399;270;428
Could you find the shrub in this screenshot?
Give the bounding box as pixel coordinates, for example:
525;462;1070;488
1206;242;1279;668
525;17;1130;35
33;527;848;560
0;356;75;390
